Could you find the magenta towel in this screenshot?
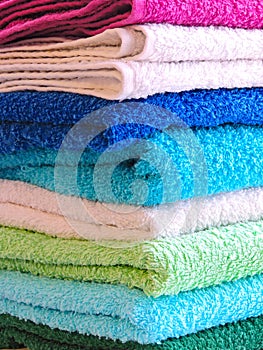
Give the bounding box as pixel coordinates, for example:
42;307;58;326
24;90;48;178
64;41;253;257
1;0;263;45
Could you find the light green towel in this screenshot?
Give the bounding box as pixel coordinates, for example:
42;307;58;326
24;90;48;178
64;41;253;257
1;222;263;297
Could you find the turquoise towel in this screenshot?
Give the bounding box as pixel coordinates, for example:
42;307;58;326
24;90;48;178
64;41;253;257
1;124;263;205
0;270;263;344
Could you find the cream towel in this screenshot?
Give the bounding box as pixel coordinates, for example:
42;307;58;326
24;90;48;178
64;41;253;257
1;25;263;99
1;179;263;241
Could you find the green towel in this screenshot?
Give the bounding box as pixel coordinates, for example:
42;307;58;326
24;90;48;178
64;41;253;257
1;221;263;297
0;314;263;350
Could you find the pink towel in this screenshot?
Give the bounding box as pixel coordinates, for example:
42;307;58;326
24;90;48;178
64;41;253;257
1;0;262;45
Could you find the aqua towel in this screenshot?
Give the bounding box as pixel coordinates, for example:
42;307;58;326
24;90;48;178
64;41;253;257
0;270;263;344
1;313;263;350
1;221;263;296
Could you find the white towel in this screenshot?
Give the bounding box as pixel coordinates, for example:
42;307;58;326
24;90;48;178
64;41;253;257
1;24;263;99
2;24;263;62
1;179;263;241
1;60;262;99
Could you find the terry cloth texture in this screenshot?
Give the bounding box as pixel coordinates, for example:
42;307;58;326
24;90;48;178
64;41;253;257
2;25;263;62
1;271;263;344
2;180;263;241
0;0;263;45
1;124;263;206
1;314;263;350
1;89;263;129
1;221;263;296
1;59;263;99
2;25;263;98
1;88;262;181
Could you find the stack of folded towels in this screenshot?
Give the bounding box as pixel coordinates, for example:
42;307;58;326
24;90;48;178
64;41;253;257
1;1;263;349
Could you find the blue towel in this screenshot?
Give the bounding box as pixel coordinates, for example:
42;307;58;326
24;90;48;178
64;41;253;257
1;88;263;154
1;89;263;126
0;124;263;205
0;270;263;344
